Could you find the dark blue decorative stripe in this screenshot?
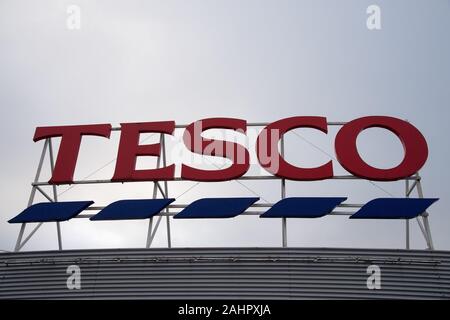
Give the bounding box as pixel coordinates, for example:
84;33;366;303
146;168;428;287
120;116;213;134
8;197;440;223
174;197;259;219
90;199;175;221
260;197;347;218
8;201;94;223
350;198;439;219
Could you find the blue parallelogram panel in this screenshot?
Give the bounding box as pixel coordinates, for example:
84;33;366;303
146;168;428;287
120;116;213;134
350;198;439;219
174;197;259;219
8;201;94;223
90;199;175;221
260;197;347;218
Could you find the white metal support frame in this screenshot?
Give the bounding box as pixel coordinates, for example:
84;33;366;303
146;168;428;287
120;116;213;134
14;138;61;252
145;134;172;248
13;122;436;251
280;136;287;248
404;173;434;250
48;139;62;250
405;178;410;250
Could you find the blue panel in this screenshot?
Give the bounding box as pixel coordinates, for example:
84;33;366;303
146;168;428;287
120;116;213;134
90;199;175;221
174;197;259;219
350;198;439;219
260;197;347;218
8;201;94;223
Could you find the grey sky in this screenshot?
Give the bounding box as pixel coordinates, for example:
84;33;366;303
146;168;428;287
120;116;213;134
0;0;449;251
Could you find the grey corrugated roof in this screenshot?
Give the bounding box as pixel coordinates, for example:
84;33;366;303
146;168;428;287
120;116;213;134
1;247;449;299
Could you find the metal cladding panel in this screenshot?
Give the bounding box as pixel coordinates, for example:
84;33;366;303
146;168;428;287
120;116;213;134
0;247;449;299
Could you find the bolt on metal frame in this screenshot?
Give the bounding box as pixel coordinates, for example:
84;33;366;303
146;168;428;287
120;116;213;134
14;122;434;251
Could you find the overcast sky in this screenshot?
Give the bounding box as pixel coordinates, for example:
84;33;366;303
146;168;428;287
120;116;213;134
0;0;449;252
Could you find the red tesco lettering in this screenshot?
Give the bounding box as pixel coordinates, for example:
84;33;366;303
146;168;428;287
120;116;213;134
32;116;429;184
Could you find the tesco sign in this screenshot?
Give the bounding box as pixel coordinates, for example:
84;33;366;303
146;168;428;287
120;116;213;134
33;116;428;185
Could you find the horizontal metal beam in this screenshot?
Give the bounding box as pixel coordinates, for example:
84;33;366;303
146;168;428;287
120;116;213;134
84;203;363;211
75;210;355;219
110;121;348;131
32;175;419;187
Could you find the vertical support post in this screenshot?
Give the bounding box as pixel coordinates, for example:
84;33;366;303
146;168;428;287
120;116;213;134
415;173;434;250
405;178;410;250
146;134;164;249
14;225;26;253
146;215;154;248
56;223;62;251
162;135;172;248
146;178;160;248
422;213;434;250
48;138;62;251
280;136;287;248
146;173;160;248
14;139;49;252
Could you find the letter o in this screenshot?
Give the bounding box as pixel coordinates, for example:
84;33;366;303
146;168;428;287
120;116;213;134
335;116;428;181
